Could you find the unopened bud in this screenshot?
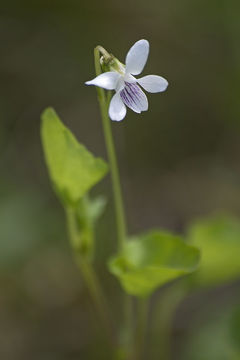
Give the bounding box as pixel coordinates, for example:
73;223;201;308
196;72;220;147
96;45;125;75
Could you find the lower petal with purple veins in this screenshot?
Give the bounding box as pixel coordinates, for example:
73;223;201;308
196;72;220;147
120;82;148;113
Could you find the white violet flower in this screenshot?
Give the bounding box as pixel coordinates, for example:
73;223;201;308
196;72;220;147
85;39;168;121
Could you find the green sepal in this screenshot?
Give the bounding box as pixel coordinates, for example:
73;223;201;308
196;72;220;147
41;107;108;207
108;230;200;297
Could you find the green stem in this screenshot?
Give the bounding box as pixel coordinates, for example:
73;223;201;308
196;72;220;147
133;298;149;360
77;257;114;338
94;47;133;359
94;46;127;251
66;207;115;345
151;284;187;360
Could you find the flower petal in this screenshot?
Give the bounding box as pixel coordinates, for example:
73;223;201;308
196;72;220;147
137;75;168;93
124;73;137;83
109;92;127;121
120;82;148;113
125;39;149;76
115;77;125;92
85;72;121;90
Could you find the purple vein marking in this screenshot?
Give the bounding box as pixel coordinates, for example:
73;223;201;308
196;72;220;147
120;82;142;110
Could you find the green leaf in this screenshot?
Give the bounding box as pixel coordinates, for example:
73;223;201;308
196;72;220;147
41;107;108;205
108;230;200;297
187;215;240;287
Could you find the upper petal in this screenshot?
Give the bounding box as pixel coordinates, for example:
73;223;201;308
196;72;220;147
109;92;127;121
85;72;121;90
137;75;168;93
120;82;148;113
125;39;149;76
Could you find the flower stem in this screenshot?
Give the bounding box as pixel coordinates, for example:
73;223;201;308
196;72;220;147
94;46;127;250
150;284;187;360
66;207;115;345
133;298;149;360
94;47;134;359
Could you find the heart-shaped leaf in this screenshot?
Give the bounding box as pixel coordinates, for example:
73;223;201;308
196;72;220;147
41;108;108;206
187;215;240;287
108;230;200;297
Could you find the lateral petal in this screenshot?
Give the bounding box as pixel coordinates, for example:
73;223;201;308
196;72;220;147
85;72;121;90
137;75;168;93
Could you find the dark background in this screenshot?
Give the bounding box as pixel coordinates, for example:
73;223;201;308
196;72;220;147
0;0;240;359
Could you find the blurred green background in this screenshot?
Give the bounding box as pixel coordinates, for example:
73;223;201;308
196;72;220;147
0;0;240;359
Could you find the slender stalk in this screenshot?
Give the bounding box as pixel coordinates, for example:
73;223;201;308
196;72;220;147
150;284;187;360
94;46;127;251
94;47;133;360
66;207;115;345
76;257;114;338
133;298;149;360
